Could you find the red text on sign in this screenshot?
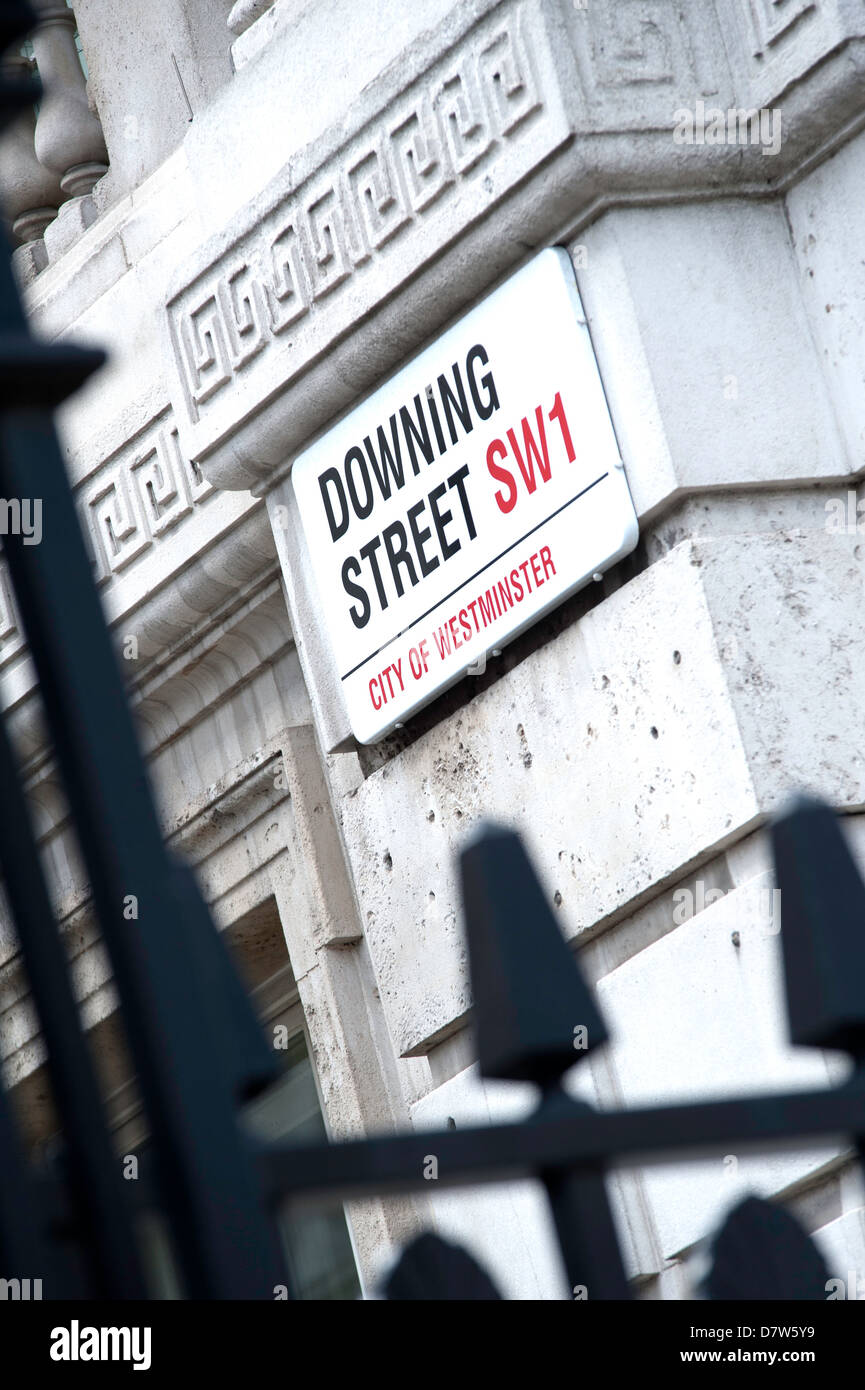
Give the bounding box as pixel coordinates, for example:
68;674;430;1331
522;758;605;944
432;544;556;659
369;658;405;710
486;391;576;515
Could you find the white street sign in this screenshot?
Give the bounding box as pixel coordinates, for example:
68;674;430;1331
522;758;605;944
292;247;639;744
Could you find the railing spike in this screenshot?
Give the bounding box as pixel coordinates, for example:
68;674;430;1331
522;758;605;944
704;1195;829;1300
771;794;865;1059
384;1232;502;1300
459;822;608;1085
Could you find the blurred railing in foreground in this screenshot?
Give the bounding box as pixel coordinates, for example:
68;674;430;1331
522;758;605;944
1;0;863;1302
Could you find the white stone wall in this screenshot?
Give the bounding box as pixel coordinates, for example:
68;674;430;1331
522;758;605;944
3;0;865;1297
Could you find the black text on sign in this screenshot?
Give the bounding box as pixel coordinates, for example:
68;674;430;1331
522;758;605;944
291;248;639;744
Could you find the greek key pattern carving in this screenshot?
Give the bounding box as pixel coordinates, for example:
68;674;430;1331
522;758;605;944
746;0;816;56
85;416;214;584
0;408;214;664
566;0;727;129
0;414;214;668
169;5;543;424
0;413;215;665
576;4;679;88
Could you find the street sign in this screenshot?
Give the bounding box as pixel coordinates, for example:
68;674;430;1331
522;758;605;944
292;247;639;744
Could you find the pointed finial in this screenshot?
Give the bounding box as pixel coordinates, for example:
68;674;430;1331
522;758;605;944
771;794;865;1059
459;823;608;1085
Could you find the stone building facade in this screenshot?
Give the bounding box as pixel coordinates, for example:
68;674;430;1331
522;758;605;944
2;0;865;1298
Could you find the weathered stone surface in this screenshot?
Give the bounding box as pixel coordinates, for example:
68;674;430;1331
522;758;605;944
72;0;235;203
785;133;865;468
409;1064;569;1298
592;878;849;1262
338;529;865;1056
575;202;851;523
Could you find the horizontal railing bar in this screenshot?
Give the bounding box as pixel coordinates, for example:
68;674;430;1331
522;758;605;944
251;1080;865;1205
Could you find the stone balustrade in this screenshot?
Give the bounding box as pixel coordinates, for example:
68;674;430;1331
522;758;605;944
0;52;63;274
0;1;108;282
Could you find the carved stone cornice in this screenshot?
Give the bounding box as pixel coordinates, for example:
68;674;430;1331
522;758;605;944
0;419;279;764
163;0;865;495
0;735;295;1078
0;583;297;1000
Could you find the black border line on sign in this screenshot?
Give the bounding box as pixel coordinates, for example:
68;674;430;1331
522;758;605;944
339;471;609;682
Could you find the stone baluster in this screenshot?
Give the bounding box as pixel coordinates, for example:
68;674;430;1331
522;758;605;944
0;52;64;282
30;0;108;259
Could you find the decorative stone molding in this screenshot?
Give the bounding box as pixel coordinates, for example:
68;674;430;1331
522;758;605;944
84;407;213;585
565;1;730;128
161;0;865;496
167;0;571;491
0;502;278;797
133;581;292;755
0;404;217;681
720;0;853;108
228;0;309;72
0;734;294;1078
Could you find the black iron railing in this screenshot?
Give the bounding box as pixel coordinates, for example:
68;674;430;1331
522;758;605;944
1;0;863;1301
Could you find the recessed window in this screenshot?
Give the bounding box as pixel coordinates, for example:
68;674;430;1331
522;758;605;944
243;1027;362;1301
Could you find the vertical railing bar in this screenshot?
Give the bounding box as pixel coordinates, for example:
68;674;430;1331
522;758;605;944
0;1066;63;1296
0;403;285;1297
537;1085;631;1299
0;705;146;1297
0;0;286;1286
0;96;286;1288
542;1168;631;1299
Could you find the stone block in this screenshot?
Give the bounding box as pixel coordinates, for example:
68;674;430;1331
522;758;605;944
11;237;48;288
409;1063;569;1298
338;527;865;1056
593;880;849;1262
575;201;850;524
785;131;865;470
43;194;98;264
